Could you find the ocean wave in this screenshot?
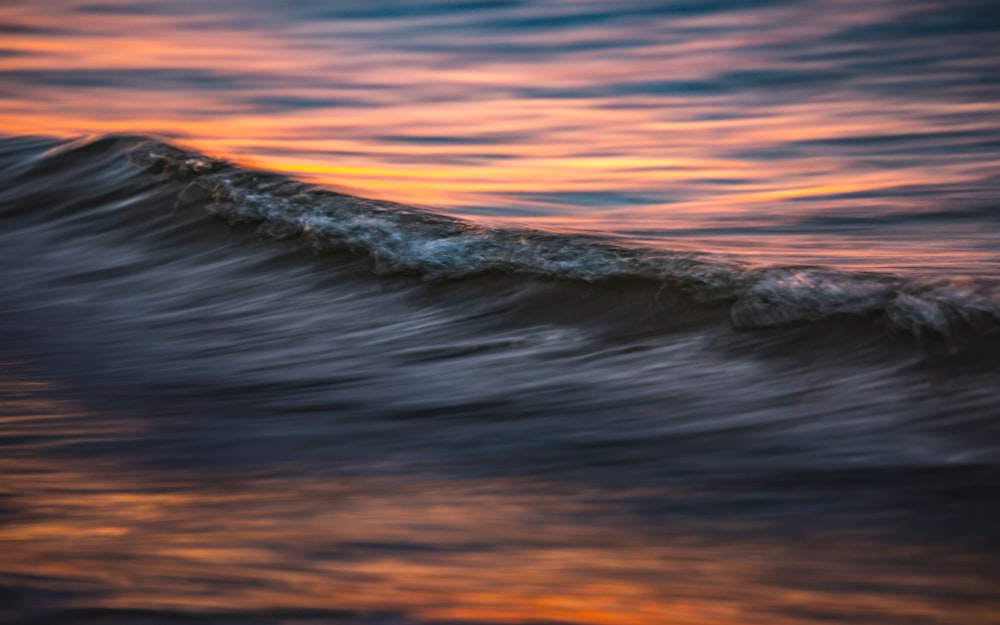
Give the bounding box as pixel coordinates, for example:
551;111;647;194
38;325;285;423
5;135;999;340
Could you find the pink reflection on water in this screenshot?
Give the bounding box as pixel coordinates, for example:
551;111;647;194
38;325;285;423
1;0;998;274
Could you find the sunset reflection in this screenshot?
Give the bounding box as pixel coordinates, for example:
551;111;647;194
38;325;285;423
2;2;1000;624
1;373;997;625
2;1;998;272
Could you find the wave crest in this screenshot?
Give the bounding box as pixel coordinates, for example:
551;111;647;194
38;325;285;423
14;135;992;340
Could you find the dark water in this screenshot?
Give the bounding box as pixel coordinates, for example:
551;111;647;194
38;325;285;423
0;135;998;624
6;1;1000;622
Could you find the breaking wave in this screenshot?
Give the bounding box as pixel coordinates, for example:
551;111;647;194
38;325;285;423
4;134;999;341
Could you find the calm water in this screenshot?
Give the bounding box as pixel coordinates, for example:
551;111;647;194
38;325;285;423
1;1;999;624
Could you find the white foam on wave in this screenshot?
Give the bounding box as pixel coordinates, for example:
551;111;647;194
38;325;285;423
130;140;1000;339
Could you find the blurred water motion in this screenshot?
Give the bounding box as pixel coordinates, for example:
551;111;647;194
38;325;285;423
1;0;999;272
2;1;1000;624
0;134;997;621
1;373;997;625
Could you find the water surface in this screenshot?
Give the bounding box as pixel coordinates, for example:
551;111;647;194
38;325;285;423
2;0;999;271
1;2;999;624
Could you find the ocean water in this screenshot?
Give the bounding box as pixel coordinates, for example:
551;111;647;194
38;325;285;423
1;2;1000;624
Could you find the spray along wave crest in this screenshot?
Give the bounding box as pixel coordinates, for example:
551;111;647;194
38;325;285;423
109;137;998;340
4;134;994;341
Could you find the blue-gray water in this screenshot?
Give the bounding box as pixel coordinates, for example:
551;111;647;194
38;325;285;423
1;0;1000;623
0;135;998;624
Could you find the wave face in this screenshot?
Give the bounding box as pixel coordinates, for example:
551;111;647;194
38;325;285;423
2;133;998;439
122;137;1000;339
1;134;999;625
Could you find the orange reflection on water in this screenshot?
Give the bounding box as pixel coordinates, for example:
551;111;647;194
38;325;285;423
2;374;999;625
2;0;999;276
6;464;1000;624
